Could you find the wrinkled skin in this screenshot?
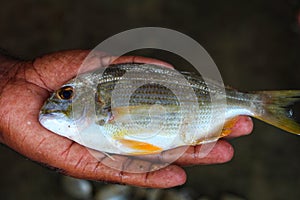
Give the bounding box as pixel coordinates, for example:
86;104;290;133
0;50;253;188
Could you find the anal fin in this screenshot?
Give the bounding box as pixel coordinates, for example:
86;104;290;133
220;117;239;137
117;139;163;155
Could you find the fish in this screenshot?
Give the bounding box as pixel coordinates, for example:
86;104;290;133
39;63;300;155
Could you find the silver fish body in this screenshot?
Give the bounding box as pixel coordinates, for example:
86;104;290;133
39;63;300;155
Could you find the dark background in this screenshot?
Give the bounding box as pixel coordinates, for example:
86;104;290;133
0;0;300;199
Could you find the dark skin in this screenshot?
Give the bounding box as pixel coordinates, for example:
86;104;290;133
0;50;253;188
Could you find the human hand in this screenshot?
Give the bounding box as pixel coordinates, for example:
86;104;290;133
0;50;253;188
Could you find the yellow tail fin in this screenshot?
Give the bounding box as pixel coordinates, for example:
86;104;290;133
255;90;300;135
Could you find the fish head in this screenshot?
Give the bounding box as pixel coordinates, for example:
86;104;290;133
39;81;95;139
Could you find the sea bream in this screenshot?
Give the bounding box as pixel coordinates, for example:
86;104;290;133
39;63;300;155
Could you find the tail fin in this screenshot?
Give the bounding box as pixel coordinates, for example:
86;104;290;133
254;90;300;135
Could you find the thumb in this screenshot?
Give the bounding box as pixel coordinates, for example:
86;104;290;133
32;50;92;91
31;49;174;91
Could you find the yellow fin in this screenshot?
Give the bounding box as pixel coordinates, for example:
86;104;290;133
254;90;300;134
117;139;162;154
220;117;240;137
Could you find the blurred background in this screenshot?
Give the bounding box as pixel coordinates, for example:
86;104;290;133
0;0;300;199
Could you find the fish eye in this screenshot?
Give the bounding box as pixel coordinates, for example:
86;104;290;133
56;86;74;100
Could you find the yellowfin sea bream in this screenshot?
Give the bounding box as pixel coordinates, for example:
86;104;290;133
39;63;300;155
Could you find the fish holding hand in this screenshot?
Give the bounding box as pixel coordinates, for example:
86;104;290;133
39;62;300;155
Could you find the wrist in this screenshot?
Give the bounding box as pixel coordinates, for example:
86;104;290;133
0;53;20;144
0;53;20;87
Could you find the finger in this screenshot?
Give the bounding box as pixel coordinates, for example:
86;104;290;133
225;116;253;138
62;145;186;188
173;140;234;166
169;140;233;166
134;140;234;166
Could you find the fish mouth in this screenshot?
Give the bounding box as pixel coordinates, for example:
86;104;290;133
40;108;68;115
39;106;89;128
39;112;67;125
40;109;65;116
